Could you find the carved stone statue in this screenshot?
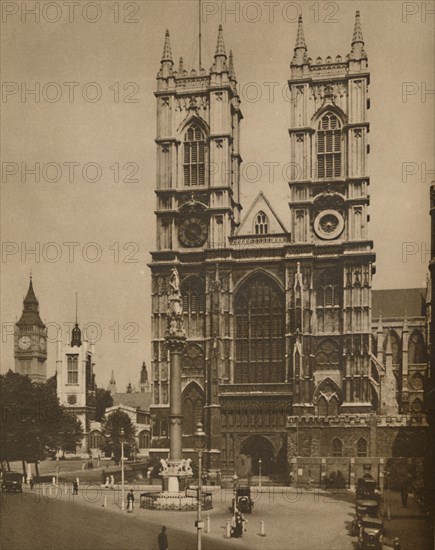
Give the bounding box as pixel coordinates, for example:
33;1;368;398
168;267;180;296
160;458;168;473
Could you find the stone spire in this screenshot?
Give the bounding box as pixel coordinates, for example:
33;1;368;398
228;50;236;82
349;11;366;60
17;276;45;328
162;29;173;62
178;56;184;74
213;25;227;73
159;29;174;78
215;24;226;56
292;15;308;66
352;10;364;45
108;370;117;394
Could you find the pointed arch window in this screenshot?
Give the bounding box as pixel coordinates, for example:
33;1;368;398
182;384;204;435
67;355;78;384
408;331;426;364
356;438;368;457
183;124;206;187
181;278;205;315
235;275;285;383
317;113;342;178
331;438;343;457
254;211;269;235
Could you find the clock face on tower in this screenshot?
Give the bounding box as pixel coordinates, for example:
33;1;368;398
313;209;345;240
18;335;32;350
178;217;208;248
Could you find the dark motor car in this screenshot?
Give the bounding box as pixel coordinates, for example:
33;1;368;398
1;472;23;493
358;517;384;550
232;486;254;513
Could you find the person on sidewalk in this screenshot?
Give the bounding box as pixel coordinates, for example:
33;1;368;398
157;526;168;550
127;489;134;512
72;480;78;495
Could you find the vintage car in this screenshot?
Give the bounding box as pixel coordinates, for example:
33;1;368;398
232;486;254;513
358;517;384;550
356;477;379;501
1;472;23;493
356;499;379;518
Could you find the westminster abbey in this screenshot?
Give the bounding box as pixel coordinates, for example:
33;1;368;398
149;13;430;486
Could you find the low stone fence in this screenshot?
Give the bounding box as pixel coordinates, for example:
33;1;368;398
140;490;213;511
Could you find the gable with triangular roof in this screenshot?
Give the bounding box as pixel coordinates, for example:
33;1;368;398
236;192;288;237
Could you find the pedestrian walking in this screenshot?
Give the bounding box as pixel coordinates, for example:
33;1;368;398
29;476;35;490
393;537;401;550
127;489;134;512
72;480;78;495
157;525;168;550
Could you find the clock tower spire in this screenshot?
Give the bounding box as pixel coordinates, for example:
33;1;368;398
15;276;47;383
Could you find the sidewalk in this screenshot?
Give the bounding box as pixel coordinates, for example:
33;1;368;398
21;483;358;550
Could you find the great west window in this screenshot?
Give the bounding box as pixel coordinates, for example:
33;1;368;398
235;275;285;383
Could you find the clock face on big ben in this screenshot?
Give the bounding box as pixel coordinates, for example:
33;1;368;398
178;217;208;248
18;335;32;350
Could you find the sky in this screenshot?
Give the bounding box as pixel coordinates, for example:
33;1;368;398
1;0;433;391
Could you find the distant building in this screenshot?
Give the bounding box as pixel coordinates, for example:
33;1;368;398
56;317;96;454
14;277;47;383
98;365;152;458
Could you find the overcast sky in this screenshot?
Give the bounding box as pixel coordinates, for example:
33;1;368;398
1;0;433;391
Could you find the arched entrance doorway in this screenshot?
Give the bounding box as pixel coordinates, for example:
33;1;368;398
240;436;275;476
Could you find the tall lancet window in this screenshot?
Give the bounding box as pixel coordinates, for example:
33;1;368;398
183;125;206;186
317;113;342;178
67;355;78;384
254;211;269;235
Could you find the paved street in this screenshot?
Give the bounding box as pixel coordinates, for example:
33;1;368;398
0;493;233;550
1;484;432;550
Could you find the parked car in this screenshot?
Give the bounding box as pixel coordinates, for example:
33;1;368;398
1;472;23;493
358;517;384;550
356;499;379;518
356;477;379;501
232;486;254;513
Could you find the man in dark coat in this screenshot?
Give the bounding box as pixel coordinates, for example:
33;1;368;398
157;526;168;550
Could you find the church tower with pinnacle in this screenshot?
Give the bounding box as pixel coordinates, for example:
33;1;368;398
14;277;47;383
287;12;375;418
150;25;242;479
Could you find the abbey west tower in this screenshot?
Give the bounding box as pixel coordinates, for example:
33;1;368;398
149;26;242;477
287;12;374;418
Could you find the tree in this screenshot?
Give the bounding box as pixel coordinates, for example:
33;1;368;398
102;409;136;463
0;371;83;467
95;388;113;422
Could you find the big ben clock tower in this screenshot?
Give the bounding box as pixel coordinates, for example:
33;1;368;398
14;277;47;383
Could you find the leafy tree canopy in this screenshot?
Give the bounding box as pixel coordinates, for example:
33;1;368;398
0;371;83;464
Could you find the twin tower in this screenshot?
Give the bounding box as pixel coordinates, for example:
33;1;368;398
150;13;376;478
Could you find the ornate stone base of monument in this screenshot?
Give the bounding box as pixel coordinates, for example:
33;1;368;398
140;458;212;511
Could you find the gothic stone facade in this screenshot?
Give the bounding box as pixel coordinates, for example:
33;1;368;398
148;16;429;483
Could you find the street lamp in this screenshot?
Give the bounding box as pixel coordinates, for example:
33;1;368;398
194;421;206;550
232;472;238;513
56;456;60;486
258;459;262;490
120;428;125;511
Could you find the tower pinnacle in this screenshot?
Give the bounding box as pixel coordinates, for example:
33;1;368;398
161;29;173;63
349;10;366;60
352;11;364;45
215;24;226;57
292;16;308;66
228;50;236;81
